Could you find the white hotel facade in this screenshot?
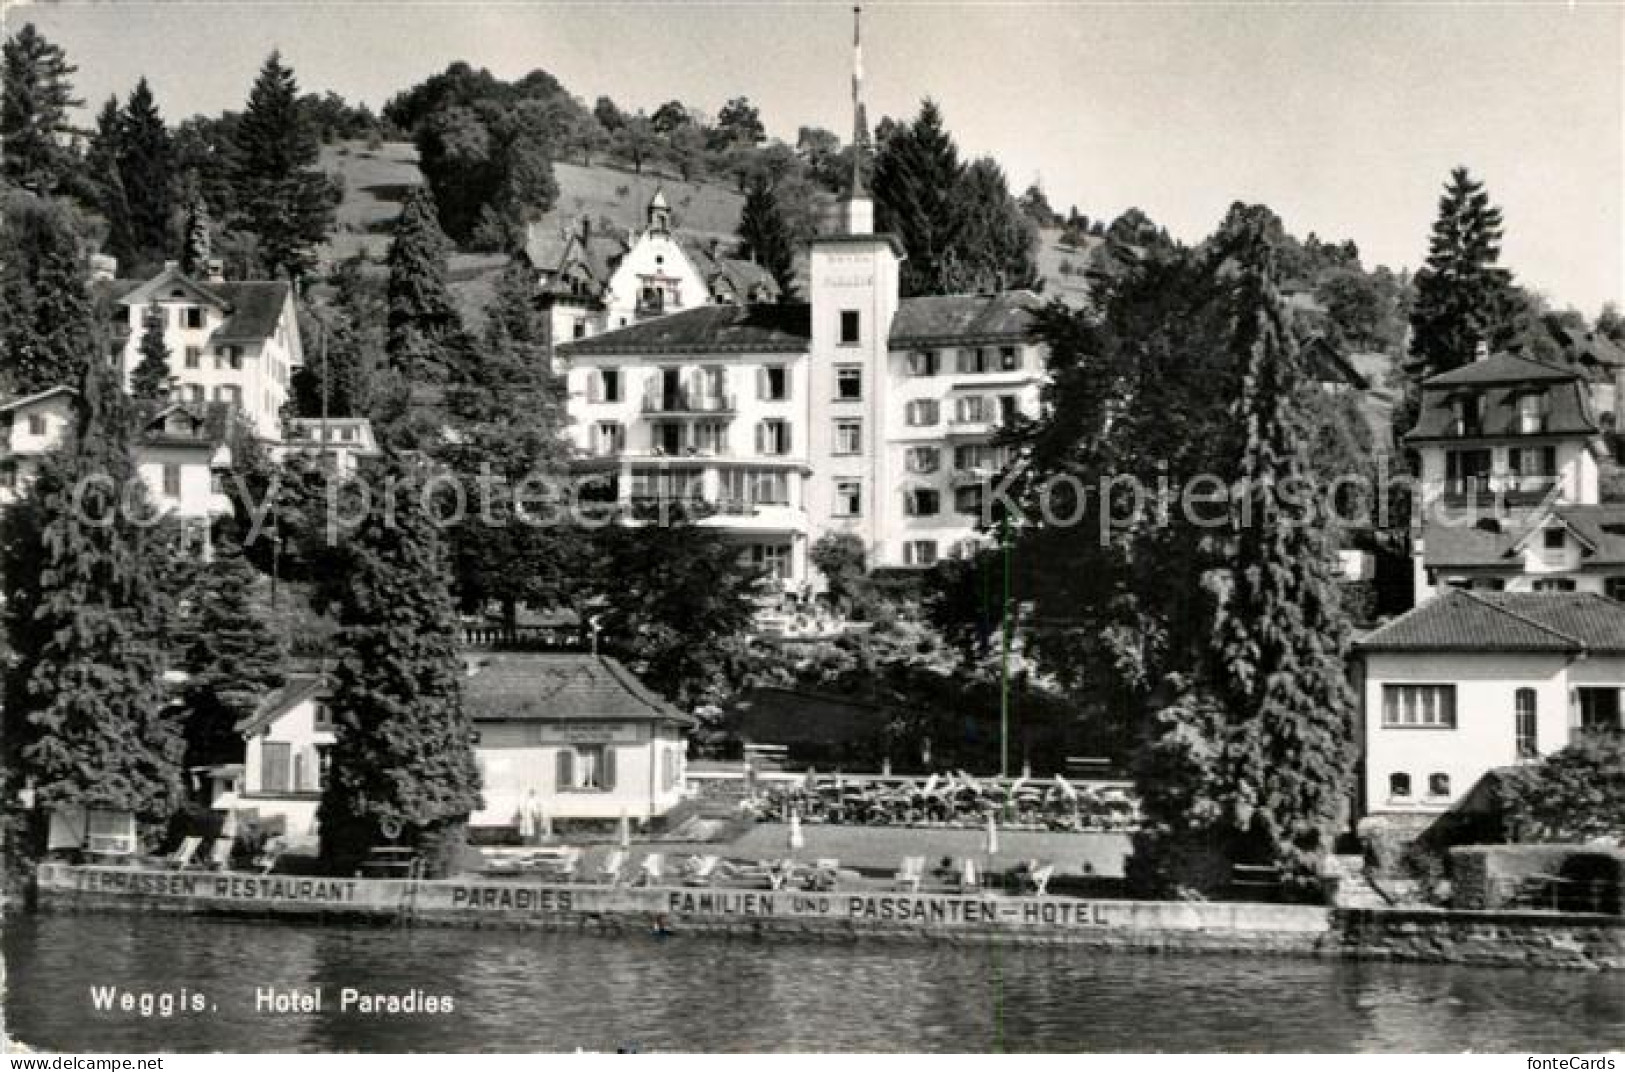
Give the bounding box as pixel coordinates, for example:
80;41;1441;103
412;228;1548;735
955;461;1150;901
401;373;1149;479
557;187;1045;588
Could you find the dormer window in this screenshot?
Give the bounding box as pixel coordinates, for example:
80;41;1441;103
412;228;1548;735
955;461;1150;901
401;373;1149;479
1543;528;1566;551
1516;391;1549;434
183;307;204;330
1452;394;1482;436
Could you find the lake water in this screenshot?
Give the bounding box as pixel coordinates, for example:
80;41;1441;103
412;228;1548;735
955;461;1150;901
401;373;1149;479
5;912;1623;1052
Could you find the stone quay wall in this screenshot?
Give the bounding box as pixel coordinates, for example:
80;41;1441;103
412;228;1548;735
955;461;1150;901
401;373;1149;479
30;864;1625;968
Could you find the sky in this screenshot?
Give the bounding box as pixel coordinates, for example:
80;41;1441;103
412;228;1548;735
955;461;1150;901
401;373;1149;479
10;0;1625;314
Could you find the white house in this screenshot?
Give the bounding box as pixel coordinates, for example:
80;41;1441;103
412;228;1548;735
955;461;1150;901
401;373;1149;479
234;676;334;847
0;389;235;534
1409;350;1623;601
234;654;696;845
463;652;695;828
530;190;780;354
104;263;302;440
276;417;384;474
1354;590;1625;825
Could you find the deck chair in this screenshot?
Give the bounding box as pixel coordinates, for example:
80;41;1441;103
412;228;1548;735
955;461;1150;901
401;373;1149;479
204;837;234;871
597;849;628;885
803;858;840;892
766;859;797;891
631;852;664;887
257;847;283;875
538;847;582;882
683;855;720;886
1025;862;1055;896
894;855;925;892
165;836;202;869
958;858;980;891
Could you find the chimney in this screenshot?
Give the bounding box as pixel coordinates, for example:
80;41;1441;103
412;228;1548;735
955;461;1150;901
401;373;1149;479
163;260;179;272
579;216;591;243
89;254;117;283
1475;340;1490;363
206;258;224;283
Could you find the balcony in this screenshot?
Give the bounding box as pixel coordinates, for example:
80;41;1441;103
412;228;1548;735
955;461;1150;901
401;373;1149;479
950;466;996;486
642;390;736;416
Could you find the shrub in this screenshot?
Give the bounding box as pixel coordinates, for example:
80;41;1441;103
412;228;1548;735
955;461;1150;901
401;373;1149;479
1496;734;1625;843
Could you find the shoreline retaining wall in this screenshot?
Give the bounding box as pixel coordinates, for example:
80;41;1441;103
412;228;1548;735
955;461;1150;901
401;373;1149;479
29;864;1625;969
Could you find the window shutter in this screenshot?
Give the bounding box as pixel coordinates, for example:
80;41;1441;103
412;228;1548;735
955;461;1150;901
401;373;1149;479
1568;689;1580;731
757;367;768;400
556;749;574;790
602;747;617;791
755;422;766;453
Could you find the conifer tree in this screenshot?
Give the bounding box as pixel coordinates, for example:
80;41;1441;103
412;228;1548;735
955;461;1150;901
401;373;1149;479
1;351;184;856
1405;168;1517;390
118;78;173;273
736;174;797;299
872;99;963;297
130;302;172;401
180;533;286;768
385;186;463;383
1207;218;1355;892
442;262;579;624
0;195;97;396
179;187;213;277
1;24;82;193
317;456;482;878
230;52;334;281
86;97;137;271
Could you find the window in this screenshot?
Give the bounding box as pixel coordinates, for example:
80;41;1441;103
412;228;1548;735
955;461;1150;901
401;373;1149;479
757;419;791;456
693;421;728;455
1575;688;1622;734
721;469;789;507
188;385;205;404
1381;684;1457;728
905;446;941;474
1543;528;1566;551
1427;773;1451;798
955;485;984;516
162;464;181;498
1509;446;1557;479
953;395;990;425
998;395;1019;425
903;540;938;567
747;543;792;579
905;399;940;427
836;366;863;400
557;745;615;791
1472;578;1507;592
185;347;201;370
215;385;241;407
589;368;621;403
1533;578;1576;592
26;414;45;436
594;421;625;456
260;742;291;794
957;349;990;374
1606;577;1625;603
834;419;862;456
760;366;788;401
573;319;588;340
903;489;941;517
1388;773;1411;798
228;350;242;371
1445;449;1492;497
839;310;860;345
834;480;862;517
1452;394;1482;436
907;351;939;377
1517;391;1549;434
1515;688;1538;759
183;307;203;329
998;346;1022;372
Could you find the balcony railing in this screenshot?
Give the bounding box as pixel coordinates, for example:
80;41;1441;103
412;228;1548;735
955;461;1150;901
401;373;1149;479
643;390;736;415
950;466;996;486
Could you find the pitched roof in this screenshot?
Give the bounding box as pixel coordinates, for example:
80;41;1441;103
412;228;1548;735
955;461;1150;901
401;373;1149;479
1423;505;1625;568
462;652;694;725
1409;379;1597;441
209;281;294;343
1425;352;1581;388
730;686;895;747
560;302;812;355
109;267;293;345
1300;337;1371;390
0;385;79;413
236;675;328;735
889;291;1042;346
1357;589;1625;654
